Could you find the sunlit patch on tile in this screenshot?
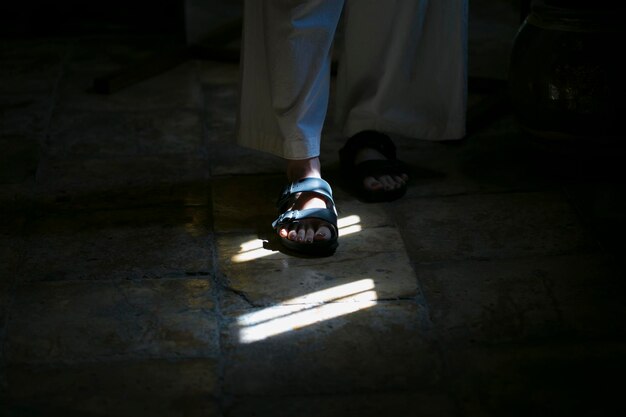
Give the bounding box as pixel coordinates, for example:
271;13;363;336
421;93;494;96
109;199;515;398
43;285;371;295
237;279;377;343
230;215;362;263
337;215;362;237
230;238;270;263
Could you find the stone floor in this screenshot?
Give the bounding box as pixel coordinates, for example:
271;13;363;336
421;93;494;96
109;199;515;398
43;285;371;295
1;1;625;416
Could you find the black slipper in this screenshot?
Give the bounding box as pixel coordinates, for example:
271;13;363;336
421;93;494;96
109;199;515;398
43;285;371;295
272;177;339;256
338;130;409;202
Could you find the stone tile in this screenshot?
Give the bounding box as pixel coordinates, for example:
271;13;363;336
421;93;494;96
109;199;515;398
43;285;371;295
414;255;624;345
203;83;237;143
35;154;209;196
10;180;211;213
0;213;26;236
3;359;219;417
0;238;21;337
212;175;283;233
17;206;212;282
5;279;218;363
0;181;210;214
540;254;626;339
0;93;52;137
0;136;40;184
442;342;626;417
222;301;439;396
55;61;202;112
391;191;593;263
451;127;562;190
195;61;240;86
0;38;68;94
67;35;184;73
0;180;37;212
564;182;626;252
225;390;455;417
218;228;418;306
45;108;204;157
0;368;5;407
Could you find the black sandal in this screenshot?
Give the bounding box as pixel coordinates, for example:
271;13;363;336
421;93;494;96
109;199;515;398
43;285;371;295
272;177;339;256
339;130;409;202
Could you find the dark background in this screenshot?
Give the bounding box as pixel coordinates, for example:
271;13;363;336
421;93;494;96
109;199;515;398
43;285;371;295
0;1;186;36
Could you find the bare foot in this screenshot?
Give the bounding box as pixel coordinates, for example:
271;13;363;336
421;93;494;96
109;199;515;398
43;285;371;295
279;157;334;243
354;147;409;192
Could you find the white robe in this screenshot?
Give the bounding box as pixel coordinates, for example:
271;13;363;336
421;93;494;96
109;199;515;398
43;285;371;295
237;0;468;160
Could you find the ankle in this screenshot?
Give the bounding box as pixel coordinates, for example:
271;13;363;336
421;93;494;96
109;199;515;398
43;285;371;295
286;157;321;182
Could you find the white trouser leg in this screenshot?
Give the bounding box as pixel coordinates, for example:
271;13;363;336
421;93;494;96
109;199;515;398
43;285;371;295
237;0;344;160
335;0;468;141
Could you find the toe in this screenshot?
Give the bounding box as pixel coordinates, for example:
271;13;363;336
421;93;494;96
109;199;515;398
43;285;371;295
363;176;384;191
315;224;331;241
296;227;306;242
279;228;289;238
380;175;395;190
304;227;315;243
393;175;406;186
288;227;298;241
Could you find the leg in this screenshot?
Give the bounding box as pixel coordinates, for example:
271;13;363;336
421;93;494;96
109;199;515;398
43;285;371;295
238;0;344;159
237;0;344;250
337;0;468;140
335;0;468;198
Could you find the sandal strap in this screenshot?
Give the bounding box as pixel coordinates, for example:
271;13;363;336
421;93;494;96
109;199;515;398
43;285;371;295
272;177;338;234
272;207;338;232
339;130;398;168
276;177;334;211
353;159;408;181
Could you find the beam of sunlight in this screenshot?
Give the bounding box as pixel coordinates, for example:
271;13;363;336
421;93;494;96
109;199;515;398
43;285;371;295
231;239;268;263
237;279;377;343
337;214;362;237
337;215;360;228
281;277;375;305
231;215;362;263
